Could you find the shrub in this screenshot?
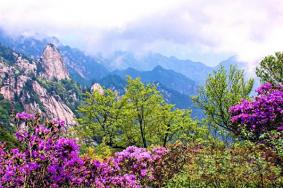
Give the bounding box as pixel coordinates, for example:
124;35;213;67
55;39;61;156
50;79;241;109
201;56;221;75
229;83;283;140
0;112;184;187
165;142;283;187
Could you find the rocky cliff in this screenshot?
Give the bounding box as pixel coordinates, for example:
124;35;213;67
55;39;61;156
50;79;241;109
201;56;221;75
0;44;77;125
40;44;69;81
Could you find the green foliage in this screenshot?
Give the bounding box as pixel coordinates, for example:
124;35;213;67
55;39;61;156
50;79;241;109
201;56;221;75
0;94;19;148
122;77;165;148
76;88;121;148
37;78;83;114
76;77;207;151
21;79;45;112
0;43;18;65
261;131;283;158
0;93;23;130
81;142;116;161
153;142;191;187
256;52;283;84
0;94;12;129
193;65;254;139
0;127;18;148
165;142;283;187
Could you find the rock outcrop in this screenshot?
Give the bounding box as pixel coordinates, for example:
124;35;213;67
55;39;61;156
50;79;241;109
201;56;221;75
0;44;76;125
40;44;69;81
90;83;104;95
32;81;76;125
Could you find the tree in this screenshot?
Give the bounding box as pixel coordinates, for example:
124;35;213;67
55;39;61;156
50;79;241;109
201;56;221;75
156;104;207;147
77;77;205;149
193;65;254;136
121;78;165;147
256;52;283;85
76;89;123;148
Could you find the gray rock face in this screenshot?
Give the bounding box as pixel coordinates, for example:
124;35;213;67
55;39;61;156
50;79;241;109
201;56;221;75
0;45;76;125
90;83;104;95
32;81;76;125
41;44;69;81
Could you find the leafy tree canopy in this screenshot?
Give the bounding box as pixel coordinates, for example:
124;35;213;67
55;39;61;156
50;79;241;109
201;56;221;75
256;52;283;85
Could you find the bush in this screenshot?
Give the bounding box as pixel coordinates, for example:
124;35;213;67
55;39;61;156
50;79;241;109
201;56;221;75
0;112;186;187
229;83;283;140
165;142;283;187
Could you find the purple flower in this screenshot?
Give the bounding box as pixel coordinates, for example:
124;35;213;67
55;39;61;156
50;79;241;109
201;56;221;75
48;165;58;174
25;162;40;172
277;124;283;131
230;83;283;138
16;112;35;120
0;113;169;187
52;119;65;127
140;169;147;177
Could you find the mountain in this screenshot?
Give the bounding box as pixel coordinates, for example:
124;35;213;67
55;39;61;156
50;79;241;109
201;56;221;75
0;30;203;118
2;30;248;119
0;43;82;125
217;56;247;70
105;51;214;84
58;46;109;86
98;74;127;94
113;66;198;95
40;44;70;80
0;29;109;86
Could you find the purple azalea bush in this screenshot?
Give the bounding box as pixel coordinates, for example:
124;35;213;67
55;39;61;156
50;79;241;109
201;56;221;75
229;83;283;139
0;113;168;188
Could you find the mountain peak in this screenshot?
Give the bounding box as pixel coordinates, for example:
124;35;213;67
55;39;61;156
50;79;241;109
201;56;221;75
41;44;69;80
46;43;56;49
153;65;164;71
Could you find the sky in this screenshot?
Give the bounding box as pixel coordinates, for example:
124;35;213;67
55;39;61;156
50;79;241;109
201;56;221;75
0;0;283;67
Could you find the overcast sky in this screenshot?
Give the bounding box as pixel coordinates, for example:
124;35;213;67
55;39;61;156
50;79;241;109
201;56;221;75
0;0;283;66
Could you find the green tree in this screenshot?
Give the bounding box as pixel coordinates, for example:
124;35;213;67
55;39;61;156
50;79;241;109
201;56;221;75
76;77;205;150
156;104;207;147
256;52;283;84
76;89;123;148
121;78;165;147
193;65;254;137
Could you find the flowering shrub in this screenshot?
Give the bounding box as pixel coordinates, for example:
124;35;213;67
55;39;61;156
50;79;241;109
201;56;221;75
0;112;173;187
229;83;283;140
165;142;283;187
15;112;35;121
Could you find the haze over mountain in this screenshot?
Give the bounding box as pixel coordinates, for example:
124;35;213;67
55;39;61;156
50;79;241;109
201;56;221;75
112;66;198;95
107;51;214;84
0;28;257;120
0;29;109;86
0;28;253;82
0;31;205;118
0;0;281;69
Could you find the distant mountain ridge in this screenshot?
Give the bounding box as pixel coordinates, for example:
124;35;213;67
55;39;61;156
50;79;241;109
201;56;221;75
106;51;214;84
0;29;109;87
0;29;254;120
0;29;251;87
113;65;198;96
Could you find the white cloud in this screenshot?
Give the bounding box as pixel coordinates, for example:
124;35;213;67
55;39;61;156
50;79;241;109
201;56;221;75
0;0;184;28
0;0;283;66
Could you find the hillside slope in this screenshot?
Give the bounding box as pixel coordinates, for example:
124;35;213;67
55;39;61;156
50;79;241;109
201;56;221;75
0;43;82;125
